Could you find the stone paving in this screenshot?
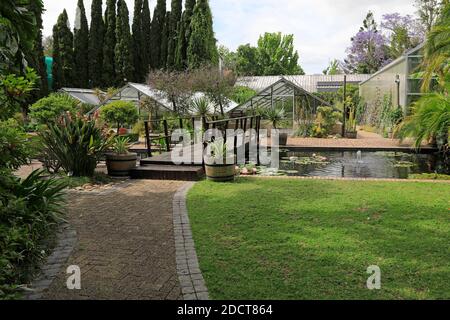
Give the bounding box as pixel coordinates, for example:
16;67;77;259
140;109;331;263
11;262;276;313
41;180;186;300
173;182;209;300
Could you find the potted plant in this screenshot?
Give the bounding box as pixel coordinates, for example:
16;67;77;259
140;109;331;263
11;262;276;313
265;107;288;145
204;139;235;182
105;136;138;177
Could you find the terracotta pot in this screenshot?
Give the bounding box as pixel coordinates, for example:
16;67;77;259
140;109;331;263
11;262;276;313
106;153;138;177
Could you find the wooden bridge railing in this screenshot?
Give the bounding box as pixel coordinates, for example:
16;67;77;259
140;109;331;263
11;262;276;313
143;115;262;164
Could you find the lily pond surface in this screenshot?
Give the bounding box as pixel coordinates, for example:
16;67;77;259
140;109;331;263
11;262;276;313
257;150;448;179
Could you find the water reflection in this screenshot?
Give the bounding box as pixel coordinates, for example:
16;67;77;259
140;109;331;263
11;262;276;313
278;150;448;179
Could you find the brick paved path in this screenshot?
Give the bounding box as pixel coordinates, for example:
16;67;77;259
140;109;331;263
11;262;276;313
42;180;185;300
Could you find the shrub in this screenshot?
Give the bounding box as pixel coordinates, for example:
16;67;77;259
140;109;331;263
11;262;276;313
312;106;340;137
100;101;139;131
39;114;111;177
29;93;79;125
0;119;31;171
0;170;67;299
229;86;256;104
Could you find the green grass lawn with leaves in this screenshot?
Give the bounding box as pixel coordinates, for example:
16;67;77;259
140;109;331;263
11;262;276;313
187;178;450;300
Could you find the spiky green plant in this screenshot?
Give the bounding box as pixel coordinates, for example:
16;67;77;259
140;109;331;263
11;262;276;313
190;97;210;117
264;107;285;129
397;82;450;149
39;114;111;177
112;136;131;154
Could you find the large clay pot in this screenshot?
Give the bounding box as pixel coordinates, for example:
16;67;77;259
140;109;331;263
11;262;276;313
106;153;138;177
205;163;236;182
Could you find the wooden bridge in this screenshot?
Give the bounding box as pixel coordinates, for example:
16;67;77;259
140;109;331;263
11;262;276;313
130;115;262;181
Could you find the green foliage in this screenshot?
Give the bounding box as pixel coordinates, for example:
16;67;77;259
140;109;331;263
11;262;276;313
190;96;210;116
101;101;139;129
174;0;196;70
52;10;74;90
39;114;111;177
111;136;131;154
398;82;449;150
167;0;183;69
150;0;167;68
103;0;117;87
29;93;79;125
264;107;286;130
160;11;170;69
88;0;104;87
73;0;89;88
323;59;343;75
0;170;66;299
312;106;340;138
235;33;304;76
132;0;144;82
228;86;256;104
0;119;31;171
141;0;152;73
345;97;357;133
0;0;41;74
421;1;450;92
115;0;133;84
0;67;38;120
187;0;218;68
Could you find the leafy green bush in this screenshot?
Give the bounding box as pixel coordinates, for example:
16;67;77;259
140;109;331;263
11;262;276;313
0;170;67;299
39;114;111;177
0;119;31;171
229;86;256;104
29;93;79;125
312;106;340;138
100;101;139;131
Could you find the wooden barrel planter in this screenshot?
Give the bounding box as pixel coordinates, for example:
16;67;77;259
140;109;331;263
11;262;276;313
279;133;288;146
106;153;138;177
205;163;236;182
345;131;358;139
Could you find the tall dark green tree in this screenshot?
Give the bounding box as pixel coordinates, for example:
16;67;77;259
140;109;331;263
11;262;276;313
73;0;89;88
89;0;104;87
115;0;134;83
174;0;196;70
103;0;116;86
187;0;218;68
52;10;75;89
166;0;182;69
28;0;48;96
132;0;144;82
150;0;166;68
141;0;152;74
160;11;170;69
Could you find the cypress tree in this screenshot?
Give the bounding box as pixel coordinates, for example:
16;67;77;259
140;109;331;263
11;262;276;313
160;11;170;69
103;0;117;87
174;0;195;70
166;0;182;69
141;0;152;74
52;23;61;90
89;0;104;87
115;0;134;83
73;0;89;88
53;10;75;89
132;0;143;82
150;0;166;68
187;0;218;68
28;0;48;96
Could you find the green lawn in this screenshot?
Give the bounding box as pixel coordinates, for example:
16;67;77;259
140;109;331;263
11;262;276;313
187;178;450;300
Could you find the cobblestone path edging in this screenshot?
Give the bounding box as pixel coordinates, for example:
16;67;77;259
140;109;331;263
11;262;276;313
24;223;77;300
173;182;209;300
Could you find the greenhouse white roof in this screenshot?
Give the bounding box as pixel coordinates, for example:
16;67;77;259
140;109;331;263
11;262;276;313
59;88;103;106
236;74;371;93
91;82;239;115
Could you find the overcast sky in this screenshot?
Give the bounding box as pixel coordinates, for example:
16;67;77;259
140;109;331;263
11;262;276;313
42;0;418;74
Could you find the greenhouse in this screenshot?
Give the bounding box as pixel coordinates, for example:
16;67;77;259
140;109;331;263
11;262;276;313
359;43;426;114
